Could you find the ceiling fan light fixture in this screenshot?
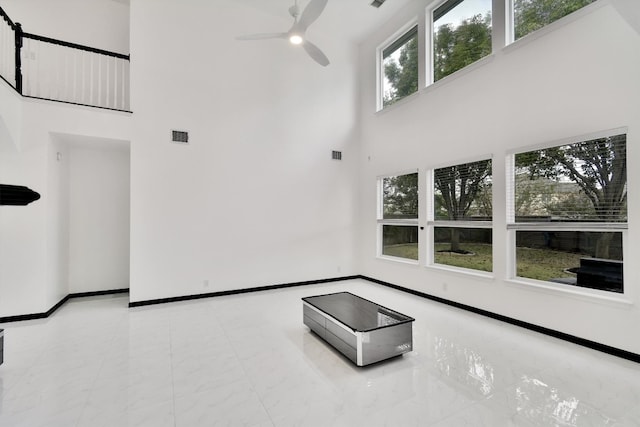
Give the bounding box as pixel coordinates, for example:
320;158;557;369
237;0;330;66
289;34;303;45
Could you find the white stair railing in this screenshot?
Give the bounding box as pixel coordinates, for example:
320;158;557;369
0;6;130;112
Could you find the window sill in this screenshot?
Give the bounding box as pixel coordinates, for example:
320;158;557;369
424;53;495;94
426;263;494;281
505;277;633;308
375;53;495;114
375;89;420;114
377;255;420;266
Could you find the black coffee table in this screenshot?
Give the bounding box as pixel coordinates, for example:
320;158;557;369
302;292;414;366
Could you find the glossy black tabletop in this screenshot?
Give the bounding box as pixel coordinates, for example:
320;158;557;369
302;292;414;332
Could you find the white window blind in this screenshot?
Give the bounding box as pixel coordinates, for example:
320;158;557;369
432;158;492;223
507;133;627;225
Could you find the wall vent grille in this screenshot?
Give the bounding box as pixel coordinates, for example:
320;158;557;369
332;150;342;160
171;130;189;144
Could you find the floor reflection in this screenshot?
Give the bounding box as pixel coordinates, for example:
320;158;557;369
514;375;616;426
434;335;496;397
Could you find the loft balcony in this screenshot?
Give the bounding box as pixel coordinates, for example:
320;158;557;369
0;6;130;112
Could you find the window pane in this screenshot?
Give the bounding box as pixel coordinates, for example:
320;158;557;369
382;26;418;107
514;0;596;40
516;230;623;293
382;225;419;260
433;0;492;82
434;226;492;272
514;134;627;223
433;159;492;220
382;172;418;219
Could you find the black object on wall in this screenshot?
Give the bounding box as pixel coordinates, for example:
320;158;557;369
0;184;41;206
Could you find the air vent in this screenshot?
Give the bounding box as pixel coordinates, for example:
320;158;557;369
171;130;189;144
371;0;386;7
332;150;342;160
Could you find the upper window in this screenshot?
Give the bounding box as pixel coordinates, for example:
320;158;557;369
430;159;493;272
509;132;627;293
512;0;597;41
432;0;492;83
381;25;419;108
378;172;419;261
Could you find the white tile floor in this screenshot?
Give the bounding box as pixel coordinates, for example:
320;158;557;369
1;279;639;427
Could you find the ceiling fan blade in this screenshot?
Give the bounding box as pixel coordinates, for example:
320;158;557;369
303;40;330;66
297;0;328;31
236;33;287;41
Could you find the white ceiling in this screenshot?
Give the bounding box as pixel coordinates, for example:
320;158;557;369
108;0;416;44
230;0;416;44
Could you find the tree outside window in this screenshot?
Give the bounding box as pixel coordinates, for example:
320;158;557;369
432;0;492;82
382;26;418;107
513;0;597;41
431;159;493;272
379;172;419;261
512;133;627;293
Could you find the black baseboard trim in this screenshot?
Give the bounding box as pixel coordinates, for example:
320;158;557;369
0;288;129;324
69;288;129;299
128;276;361;308
3;275;638;364
359;275;640;364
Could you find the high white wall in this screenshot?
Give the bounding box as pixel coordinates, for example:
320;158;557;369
357;0;640;354
0;0;129;54
0;83;47;316
128;0;359;302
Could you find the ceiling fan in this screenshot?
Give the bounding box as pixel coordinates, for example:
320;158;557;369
236;0;330;67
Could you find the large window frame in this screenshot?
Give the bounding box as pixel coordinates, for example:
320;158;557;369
374;0;601;110
377;22;419;111
377;171;420;263
506;129;628;297
428;0;493;85
427;157;493;275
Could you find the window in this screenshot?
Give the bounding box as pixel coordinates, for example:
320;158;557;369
431;0;492;83
378;172;419;261
508;131;627;293
511;0;597;41
381;25;418;108
430;159;492;272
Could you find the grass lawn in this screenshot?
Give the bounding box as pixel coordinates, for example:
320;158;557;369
515;247;584;281
434;243;492;272
383;244;418;260
384;243;585;280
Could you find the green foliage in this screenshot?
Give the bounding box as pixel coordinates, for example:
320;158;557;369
383;37;419;106
544;192;596;220
383;243;419;260
434;13;492;82
516;134;626;258
432;243;584;279
516;247;583;281
383;173;418;219
382;0;595;104
434;243;493;272
515;135;627;222
514;0;596;40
